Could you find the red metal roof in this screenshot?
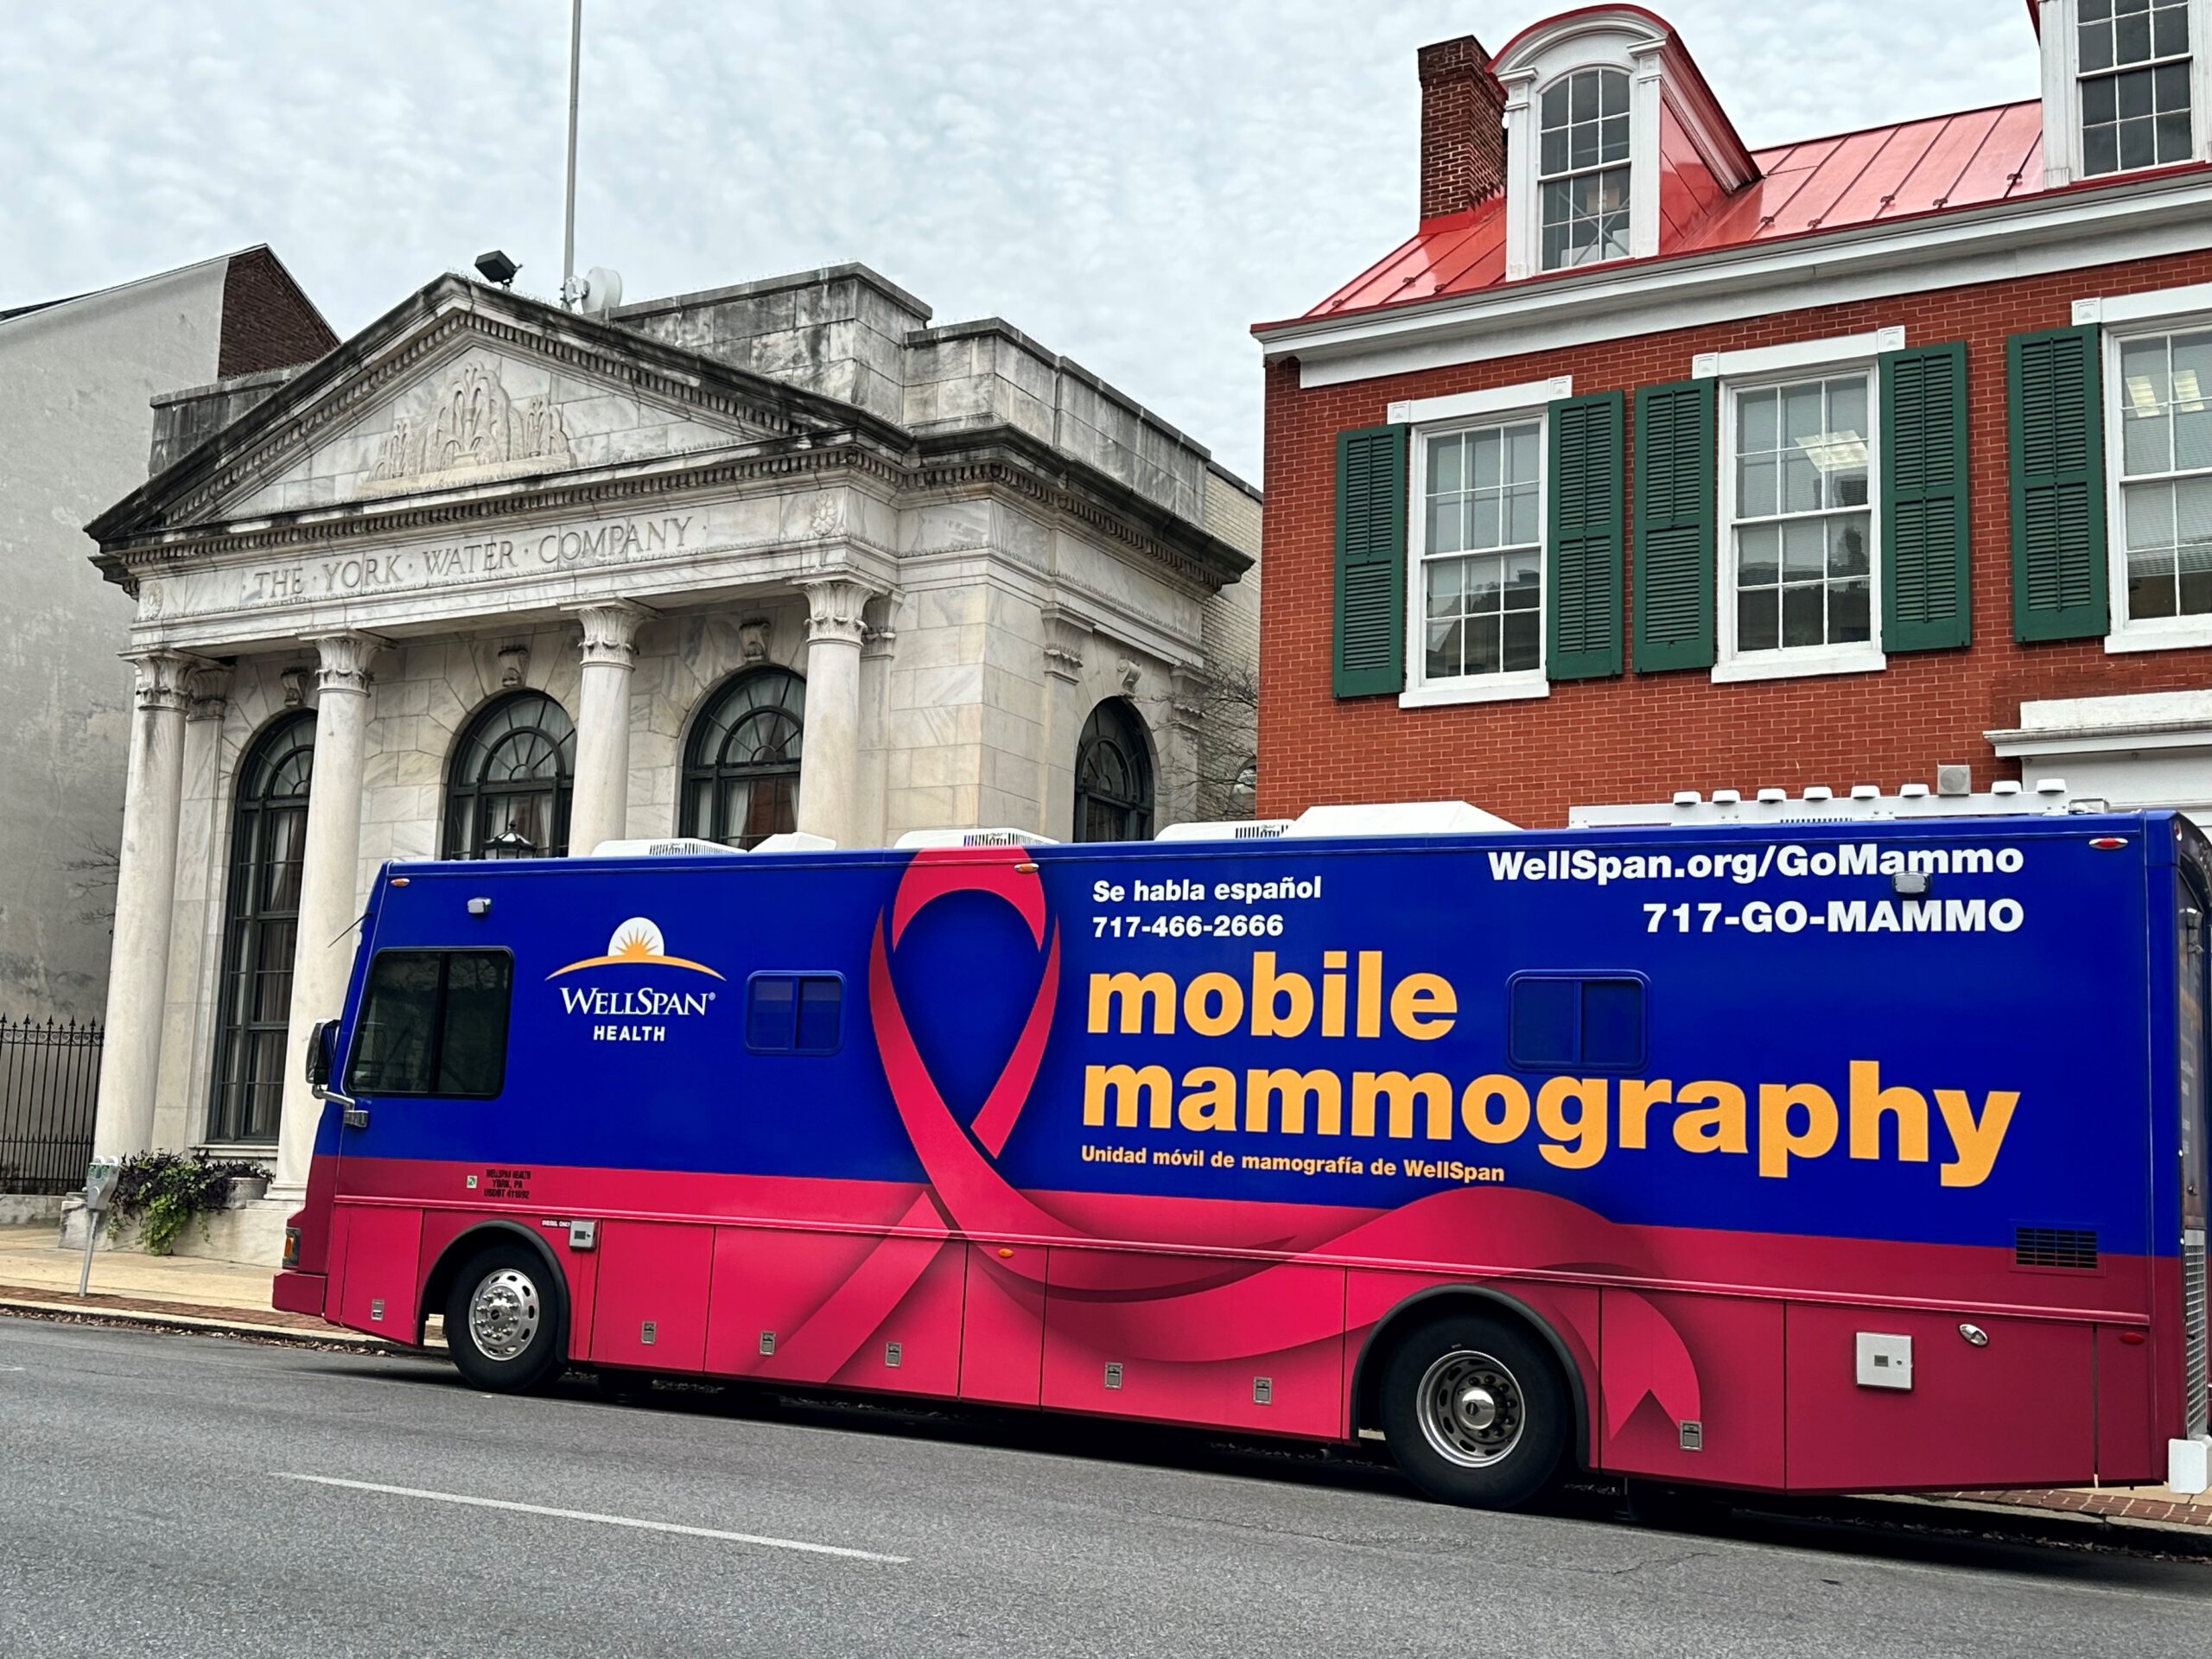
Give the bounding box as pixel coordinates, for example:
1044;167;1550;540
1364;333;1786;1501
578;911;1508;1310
1300;100;2049;321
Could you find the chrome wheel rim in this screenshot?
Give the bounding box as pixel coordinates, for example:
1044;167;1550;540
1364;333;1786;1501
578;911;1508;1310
468;1268;540;1362
1414;1349;1526;1468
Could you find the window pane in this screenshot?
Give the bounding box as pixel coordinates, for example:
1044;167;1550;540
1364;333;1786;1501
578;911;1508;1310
2082;23;2115;74
348;954;440;1095
1427;493;1464;556
747;976;798;1051
2158;111;2193;164
1425;556;1462;619
1600;115;1629;161
2125;407;2172;476
1738;523;1782;587
1425;620;1459;679
1782;582;1824;647
1571;70;1599;121
1783;383;1825;447
1506;484;1540;546
1598;212;1631;259
1510;978;1578;1068
1571;120;1599;170
2153;3;2188;54
1429;432;1464;494
1783;518;1827;581
2084;0;2112;19
1504;551;1541;609
1465;555;1503;613
1831;579;1872;644
1471;429;1502;491
1541;80;1567;127
2115;11;2152;63
437;952;512;1096
2086;122;2121;175
1468;492;1502;551
2131;553;2179;618
1781;451;1821;513
1738;587;1780;652
1505;423;1541;485
1581;980;1643;1067
1541;127;1568;175
2120;115;2156;169
1738;388;1778;455
2127;479;2178;549
2181;475;2212;554
1502;608;1540;672
1465;615;1503;677
796;978;842;1052
1738;455;1778;518
1600;68;1628;116
1830;515;1872;578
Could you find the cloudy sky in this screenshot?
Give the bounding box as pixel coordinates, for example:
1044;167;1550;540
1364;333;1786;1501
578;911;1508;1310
1;1;2042;480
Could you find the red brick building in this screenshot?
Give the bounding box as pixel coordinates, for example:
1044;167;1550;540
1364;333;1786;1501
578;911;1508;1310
1254;3;2212;825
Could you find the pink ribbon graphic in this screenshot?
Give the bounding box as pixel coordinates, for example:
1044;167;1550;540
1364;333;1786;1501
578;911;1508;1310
769;847;1701;1437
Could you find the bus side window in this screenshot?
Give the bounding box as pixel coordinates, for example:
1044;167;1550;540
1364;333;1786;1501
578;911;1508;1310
346;949;513;1098
745;973;842;1056
1509;974;1645;1071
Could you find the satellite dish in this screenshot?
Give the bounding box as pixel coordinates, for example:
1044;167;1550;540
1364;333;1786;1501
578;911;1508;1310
578;266;624;316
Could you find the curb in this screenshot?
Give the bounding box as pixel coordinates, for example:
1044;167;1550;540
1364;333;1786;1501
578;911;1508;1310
0;1294;429;1356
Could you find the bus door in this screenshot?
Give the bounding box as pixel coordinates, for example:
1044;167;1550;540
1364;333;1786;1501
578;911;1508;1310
328;946;516;1338
2178;875;2209;1445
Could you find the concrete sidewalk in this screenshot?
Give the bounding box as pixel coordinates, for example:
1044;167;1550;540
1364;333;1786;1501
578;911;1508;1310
2;1223;2205;1535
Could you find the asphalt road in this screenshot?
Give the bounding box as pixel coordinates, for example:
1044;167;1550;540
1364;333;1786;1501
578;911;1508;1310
3;1315;2209;1659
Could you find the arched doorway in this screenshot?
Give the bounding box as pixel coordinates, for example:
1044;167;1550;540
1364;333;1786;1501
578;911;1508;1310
442;691;575;858
1072;699;1154;842
679;667;805;849
207;712;315;1143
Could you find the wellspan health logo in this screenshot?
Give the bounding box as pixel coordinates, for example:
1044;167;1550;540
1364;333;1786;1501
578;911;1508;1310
547;918;721;1042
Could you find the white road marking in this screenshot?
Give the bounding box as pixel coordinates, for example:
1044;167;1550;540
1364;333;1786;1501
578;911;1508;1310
270;1472;907;1563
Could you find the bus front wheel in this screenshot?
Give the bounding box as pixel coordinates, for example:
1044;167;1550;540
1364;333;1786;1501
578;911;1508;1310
1379;1313;1568;1510
444;1243;567;1394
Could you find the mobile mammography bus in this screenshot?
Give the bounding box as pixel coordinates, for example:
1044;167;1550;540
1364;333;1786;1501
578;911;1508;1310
279;793;2212;1509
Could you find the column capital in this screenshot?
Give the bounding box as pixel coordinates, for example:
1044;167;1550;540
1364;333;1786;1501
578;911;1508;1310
185;662;234;723
798;577;881;649
124;649;215;715
302;631;387;696
1039;604;1094;684
566;598;654;669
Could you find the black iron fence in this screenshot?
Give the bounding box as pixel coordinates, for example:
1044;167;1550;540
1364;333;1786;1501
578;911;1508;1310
0;1017;104;1194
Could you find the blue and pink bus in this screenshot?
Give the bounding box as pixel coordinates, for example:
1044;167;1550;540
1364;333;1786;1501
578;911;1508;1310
277;796;2212;1509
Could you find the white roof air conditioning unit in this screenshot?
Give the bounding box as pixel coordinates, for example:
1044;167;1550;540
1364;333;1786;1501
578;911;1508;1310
892;827;1059;849
1154;819;1295;842
591;837;736;857
1287;800;1518;838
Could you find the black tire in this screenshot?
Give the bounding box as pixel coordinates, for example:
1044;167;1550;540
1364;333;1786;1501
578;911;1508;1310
1379;1313;1570;1510
443;1242;567;1394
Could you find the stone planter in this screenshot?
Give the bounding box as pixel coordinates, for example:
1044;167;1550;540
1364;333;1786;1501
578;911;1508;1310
222;1173;270;1206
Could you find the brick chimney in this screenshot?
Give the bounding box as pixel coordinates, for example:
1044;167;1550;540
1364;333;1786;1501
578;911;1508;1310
1419;36;1509;221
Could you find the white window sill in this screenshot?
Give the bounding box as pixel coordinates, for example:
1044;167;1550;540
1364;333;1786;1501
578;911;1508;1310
1711;648;1886;684
1399;674;1551;709
2106;619;2212;654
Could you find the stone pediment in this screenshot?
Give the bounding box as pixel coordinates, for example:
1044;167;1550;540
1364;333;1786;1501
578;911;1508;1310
219;338;773;519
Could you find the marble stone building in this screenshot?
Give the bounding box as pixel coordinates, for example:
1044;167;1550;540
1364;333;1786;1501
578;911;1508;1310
79;264;1259;1249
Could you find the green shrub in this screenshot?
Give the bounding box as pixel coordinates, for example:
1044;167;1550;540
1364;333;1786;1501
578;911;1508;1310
106;1151;268;1256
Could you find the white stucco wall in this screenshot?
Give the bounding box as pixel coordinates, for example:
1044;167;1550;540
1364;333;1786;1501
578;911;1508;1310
0;258;229;1020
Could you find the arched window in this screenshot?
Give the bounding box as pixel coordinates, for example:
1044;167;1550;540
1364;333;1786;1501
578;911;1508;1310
442;692;575;858
1073;699;1154;842
1538;67;1631;270
680;668;805;849
208;712;315;1143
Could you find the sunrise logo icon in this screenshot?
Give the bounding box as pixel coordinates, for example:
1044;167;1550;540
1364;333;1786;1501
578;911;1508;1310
545;917;725;979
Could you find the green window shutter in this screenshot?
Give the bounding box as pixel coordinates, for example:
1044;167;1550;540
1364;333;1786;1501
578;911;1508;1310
1547;390;1626;681
1880;341;1972;652
1631;379;1717;671
2007;326;2108;642
1332;423;1408;697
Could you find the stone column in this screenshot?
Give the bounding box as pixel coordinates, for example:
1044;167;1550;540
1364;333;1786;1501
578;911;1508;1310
797;578;874;847
273;632;383;1192
1039;606;1092;842
150;664;233;1150
91;650;203;1160
565;600;651;854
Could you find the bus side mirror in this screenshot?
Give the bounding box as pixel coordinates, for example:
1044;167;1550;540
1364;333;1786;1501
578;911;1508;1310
305;1020;336;1088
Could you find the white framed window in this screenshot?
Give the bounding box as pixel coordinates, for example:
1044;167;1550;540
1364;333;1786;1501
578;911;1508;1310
2107;318;2212;646
1538;68;1632;271
2040;0;2211;187
1402;414;1548;707
2079;0;2196;175
1714;367;1884;683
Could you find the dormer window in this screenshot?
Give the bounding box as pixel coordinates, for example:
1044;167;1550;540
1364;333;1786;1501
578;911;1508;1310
2078;0;2195;174
1538;69;1632;270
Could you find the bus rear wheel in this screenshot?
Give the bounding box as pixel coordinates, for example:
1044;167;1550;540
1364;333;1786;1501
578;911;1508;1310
444;1243;567;1394
1379;1313;1568;1510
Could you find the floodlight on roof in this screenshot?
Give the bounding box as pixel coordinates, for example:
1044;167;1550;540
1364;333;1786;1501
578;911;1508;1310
474;249;520;288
